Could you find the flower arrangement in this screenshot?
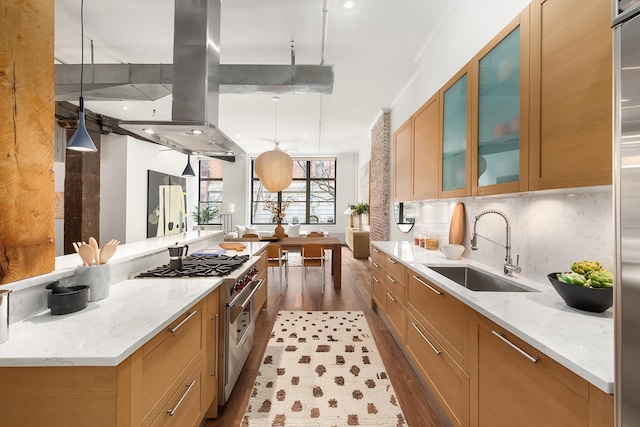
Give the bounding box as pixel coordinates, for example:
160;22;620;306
263;195;294;222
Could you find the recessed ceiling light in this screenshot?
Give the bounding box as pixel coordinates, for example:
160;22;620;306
120;105;129;110
225;151;234;156
142;128;156;135
272;96;279;102
343;0;355;9
189;129;204;135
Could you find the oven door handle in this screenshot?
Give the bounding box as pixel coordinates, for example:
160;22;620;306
227;279;264;324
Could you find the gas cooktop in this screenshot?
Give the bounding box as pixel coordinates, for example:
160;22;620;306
134;254;251;278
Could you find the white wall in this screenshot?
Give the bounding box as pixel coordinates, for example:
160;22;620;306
100;135;198;244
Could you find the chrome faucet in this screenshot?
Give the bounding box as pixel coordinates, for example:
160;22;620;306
470;209;521;276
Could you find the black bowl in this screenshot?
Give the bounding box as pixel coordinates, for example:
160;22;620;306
47;285;90;315
547;273;613;313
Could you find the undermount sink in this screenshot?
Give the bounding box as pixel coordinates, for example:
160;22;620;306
426;266;536;292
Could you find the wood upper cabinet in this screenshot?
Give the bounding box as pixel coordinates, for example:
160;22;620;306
471;7;530;196
439;66;472;198
412;93;440;200
393;118;413;201
528;0;612;190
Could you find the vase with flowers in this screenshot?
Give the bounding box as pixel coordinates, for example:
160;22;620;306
348;202;369;231
263;195;294;238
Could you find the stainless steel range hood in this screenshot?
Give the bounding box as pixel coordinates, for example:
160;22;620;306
120;0;244;158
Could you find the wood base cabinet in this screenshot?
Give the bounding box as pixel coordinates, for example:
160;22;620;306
476;316;612;427
405;312;470;427
0;291;223;427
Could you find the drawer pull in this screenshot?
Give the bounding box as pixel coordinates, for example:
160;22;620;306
372;262;381;268
168;310;197;333
211;314;219;378
372;276;380;283
387;258;398;264
167;380;196;415
412;275;442;295
373;247;381;253
386;275;397;284
386;292;397;302
492;330;539;363
411;322;441;355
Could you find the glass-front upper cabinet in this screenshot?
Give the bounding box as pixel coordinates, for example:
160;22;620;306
439;66;471;198
472;9;530;195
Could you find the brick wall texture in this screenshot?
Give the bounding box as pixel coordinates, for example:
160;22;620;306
370;111;390;242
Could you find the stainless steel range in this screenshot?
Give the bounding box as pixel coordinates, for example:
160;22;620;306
132;250;264;406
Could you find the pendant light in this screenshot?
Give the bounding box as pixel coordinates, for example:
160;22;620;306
254;97;293;192
67;0;97;152
182;154;196;177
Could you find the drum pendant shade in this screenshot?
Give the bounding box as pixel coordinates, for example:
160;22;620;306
255;148;293;192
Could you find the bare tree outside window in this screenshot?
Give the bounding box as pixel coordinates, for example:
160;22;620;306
251;158;336;224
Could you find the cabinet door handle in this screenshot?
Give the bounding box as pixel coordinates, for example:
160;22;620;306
211;314;219;378
387;258;398;264
492;330;539;363
372;262;381;268
372;276;380;283
373;247;381;253
168;310;197;333
411;322;441;355
386;275;397;284
167;380;196;415
386;292;396;302
412;275;442;295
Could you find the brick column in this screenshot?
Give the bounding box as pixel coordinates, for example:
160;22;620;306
370;111;390;242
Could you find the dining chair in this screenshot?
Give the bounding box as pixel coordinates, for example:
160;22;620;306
241;233;259;238
266;244;288;294
301;243;325;294
306;231;324;238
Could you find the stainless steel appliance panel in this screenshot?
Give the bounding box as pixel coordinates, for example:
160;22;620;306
614;10;640;426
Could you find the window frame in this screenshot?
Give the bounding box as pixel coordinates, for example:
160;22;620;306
250;158;337;225
197;159;223;225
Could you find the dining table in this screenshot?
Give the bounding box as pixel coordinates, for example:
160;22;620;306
225;236;343;289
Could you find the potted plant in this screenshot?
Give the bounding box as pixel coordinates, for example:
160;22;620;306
348;202;369;230
191;204;219;230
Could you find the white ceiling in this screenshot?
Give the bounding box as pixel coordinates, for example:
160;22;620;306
54;0;451;156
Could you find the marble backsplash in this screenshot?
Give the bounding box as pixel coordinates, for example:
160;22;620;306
413;187;614;285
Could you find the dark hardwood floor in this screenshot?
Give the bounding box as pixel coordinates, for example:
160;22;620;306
205;246;451;427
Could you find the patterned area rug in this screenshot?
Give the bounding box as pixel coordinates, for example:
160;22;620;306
241;311;407;427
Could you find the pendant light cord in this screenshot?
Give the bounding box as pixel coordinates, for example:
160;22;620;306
274;98;278;147
80;0;85;98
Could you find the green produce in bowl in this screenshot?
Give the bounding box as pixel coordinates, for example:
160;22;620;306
571;260;603;276
587;270;614;288
557;272;588;286
558;260;614;288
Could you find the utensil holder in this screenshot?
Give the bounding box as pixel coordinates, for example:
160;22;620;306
76;264;111;302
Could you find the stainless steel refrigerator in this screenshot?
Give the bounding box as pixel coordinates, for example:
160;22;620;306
614;2;640;425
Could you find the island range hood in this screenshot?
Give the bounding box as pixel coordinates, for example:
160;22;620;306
120;0;243;159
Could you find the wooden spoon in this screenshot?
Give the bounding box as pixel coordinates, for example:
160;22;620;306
99;244;117;264
89;237;100;265
78;244;95;267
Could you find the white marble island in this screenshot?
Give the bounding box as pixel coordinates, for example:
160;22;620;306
372;240;614;394
0;232;268;367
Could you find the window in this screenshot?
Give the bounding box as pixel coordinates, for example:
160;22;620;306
197;159;223;224
251;159;336;225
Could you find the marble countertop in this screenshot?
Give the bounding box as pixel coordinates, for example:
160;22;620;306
0;278;220;366
0;239;269;367
372;241;614;394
